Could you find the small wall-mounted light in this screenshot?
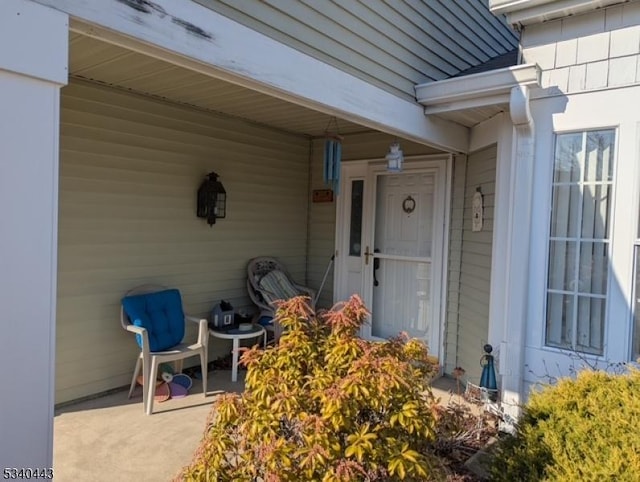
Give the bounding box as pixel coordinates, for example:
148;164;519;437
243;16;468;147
386;141;404;172
197;171;226;226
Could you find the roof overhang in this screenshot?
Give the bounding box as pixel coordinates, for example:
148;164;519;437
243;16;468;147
33;0;468;153
490;0;630;26
415;64;541;117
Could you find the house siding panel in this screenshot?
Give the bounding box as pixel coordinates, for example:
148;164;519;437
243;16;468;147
56;80;310;403
192;0;518;101
446;146;496;382
523;2;640;97
445;154;467;374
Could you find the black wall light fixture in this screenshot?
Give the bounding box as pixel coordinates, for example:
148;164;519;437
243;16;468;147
197;171;226;226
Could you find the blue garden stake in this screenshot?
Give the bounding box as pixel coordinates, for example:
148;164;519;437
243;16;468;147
479;343;497;401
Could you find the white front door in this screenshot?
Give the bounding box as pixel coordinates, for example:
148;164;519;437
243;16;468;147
334;157;449;356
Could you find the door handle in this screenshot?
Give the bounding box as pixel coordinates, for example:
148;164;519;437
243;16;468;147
364;247;381;286
364;246;372;265
373;249;380;287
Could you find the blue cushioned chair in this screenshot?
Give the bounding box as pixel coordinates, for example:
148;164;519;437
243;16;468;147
120;285;208;415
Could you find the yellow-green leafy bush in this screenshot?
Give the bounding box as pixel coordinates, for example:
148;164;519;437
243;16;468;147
490;368;640;481
180;295;443;481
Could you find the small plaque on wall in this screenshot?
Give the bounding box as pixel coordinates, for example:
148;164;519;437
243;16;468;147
312;189;334;203
472;188;484;232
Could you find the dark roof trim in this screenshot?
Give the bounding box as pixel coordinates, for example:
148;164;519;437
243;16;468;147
453;49;519;78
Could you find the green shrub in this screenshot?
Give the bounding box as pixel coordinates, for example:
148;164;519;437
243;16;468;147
179;295;445;481
490;368;640;481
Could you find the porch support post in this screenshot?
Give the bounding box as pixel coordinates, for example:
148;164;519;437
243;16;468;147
498;84;535;423
0;0;68;468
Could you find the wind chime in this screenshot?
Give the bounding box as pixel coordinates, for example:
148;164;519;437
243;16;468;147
323;117;343;194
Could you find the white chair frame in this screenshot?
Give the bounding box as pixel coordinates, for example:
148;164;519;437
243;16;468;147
120;284;208;415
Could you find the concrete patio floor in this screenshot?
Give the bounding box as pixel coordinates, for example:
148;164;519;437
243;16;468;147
53;372;466;482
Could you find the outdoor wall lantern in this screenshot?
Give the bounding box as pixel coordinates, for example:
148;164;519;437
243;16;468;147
197;171;226;226
386;141;404;172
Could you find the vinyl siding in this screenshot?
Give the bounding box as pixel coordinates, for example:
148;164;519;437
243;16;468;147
445;154;466;375
56;80;310;403
446;146;496;383
307;133;442;308
522;2;640;97
192;0;518;101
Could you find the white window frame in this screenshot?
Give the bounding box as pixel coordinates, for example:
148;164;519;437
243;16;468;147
523;89;640;387
543;128;616;355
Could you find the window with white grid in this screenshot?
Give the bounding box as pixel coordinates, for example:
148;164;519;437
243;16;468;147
545;129;615;355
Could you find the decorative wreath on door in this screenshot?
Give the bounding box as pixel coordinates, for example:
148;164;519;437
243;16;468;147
402;195;416;214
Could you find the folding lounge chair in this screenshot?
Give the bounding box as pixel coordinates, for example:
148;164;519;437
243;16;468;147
246;257;315;341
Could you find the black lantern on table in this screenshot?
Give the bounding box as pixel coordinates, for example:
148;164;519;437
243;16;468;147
197;171;226;226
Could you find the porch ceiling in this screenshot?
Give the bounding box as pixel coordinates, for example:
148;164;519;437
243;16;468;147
69;33;370;138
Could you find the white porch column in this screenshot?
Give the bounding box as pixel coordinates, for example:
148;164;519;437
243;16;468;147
0;0;67;469
497;85;536;423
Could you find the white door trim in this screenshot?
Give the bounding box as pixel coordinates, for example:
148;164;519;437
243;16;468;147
333;160;369;304
334;154;451;361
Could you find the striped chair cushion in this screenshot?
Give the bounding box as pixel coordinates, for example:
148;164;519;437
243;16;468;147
257;269;301;305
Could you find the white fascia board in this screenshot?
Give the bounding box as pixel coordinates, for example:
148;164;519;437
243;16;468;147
490;0;624;25
490;0;560;15
0;0;68;84
423;94;510;116
415;64;540;115
32;0;468;153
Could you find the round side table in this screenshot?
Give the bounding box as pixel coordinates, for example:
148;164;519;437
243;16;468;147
209;324;266;382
